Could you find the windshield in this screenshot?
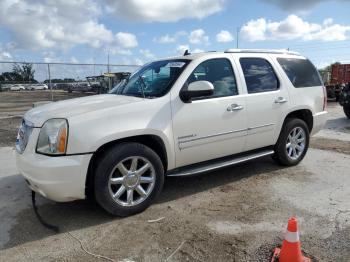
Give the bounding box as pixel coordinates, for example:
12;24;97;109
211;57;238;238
109;59;189;98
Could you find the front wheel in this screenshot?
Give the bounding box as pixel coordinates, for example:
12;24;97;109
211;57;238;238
343;105;350;119
273;118;309;166
94;142;164;217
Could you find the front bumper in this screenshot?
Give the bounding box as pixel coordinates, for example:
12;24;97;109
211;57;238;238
16;128;92;202
311;111;328;136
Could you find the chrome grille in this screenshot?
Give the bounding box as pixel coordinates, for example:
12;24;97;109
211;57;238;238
15;119;33;154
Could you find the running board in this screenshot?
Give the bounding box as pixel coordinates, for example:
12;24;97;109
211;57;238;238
167;149;274;177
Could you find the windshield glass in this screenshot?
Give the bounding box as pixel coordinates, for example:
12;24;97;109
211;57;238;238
109;59;189;98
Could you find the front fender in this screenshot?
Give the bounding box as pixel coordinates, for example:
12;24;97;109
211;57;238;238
66;96;176;170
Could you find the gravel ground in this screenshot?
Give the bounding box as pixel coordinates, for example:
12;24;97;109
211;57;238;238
0;93;349;262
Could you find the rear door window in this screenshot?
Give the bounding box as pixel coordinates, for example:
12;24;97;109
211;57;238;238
277;58;322;88
240;58;279;94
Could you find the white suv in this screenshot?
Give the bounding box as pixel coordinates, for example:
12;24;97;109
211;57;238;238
16;49;327;216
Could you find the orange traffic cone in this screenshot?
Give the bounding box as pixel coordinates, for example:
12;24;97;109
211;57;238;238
271;217;311;262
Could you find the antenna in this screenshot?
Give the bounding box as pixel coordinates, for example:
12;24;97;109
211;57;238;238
183;50;190;56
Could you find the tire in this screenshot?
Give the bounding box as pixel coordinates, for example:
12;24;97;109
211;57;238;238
273;118;309;166
94;142;164;217
344;105;350;119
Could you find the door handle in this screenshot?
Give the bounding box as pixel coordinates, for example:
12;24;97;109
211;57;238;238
227;104;244;111
274;97;287;104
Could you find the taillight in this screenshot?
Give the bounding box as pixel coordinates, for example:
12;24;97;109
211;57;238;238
322;86;327;111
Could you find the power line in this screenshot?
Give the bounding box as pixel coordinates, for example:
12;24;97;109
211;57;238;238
288;40;350;49
0;61;140;67
295;46;350;52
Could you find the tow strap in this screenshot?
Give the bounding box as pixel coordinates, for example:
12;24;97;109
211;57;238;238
31;191;59;232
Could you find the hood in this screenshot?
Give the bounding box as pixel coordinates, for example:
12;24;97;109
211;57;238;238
24;94;144;126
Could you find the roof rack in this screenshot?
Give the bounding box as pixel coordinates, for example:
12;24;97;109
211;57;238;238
224;49;301;55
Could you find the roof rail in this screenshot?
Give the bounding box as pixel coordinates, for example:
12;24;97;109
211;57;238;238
224;49;300;55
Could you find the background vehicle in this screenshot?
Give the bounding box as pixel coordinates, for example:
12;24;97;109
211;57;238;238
339;82;350;118
26;84;49;90
10;84;25;91
16;49;327;217
67;82;92;93
324;63;350;101
87;72;131;94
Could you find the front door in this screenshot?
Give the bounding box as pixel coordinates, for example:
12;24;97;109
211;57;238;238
171;57;247;168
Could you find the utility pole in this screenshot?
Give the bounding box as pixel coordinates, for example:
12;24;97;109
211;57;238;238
47;63;53;101
107;51;110;74
107;50;111;91
93;56;96;75
236;27;239;49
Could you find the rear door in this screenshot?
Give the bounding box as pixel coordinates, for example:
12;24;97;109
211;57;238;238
234;55;290;151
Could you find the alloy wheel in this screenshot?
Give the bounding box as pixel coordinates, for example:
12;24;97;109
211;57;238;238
286;127;306;160
108;156;156;207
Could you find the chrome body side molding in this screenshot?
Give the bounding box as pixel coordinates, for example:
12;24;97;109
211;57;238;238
179;128;247;144
167;149;274;177
247;123;274;131
177;123;275;150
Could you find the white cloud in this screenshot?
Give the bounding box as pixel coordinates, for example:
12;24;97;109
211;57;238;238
154;34;176;44
262;0;347;11
0;0;114;50
140;49;156;60
109;48;133;56
216;30;234;43
70;57;79;63
114;32;138;49
153;31;187;44
43;51;61;63
104;0;225;22
0;0;139;54
193;48;205;53
241;18;267;41
0;50;12;61
120;57;144;66
176;45;190;55
323;18;333;26
189;29;209;45
305;24;350;41
133;58;144;66
241;15;350;42
175;46;204;55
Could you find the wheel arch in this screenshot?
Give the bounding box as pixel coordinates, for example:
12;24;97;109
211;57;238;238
85;134;168;199
283;109;313;133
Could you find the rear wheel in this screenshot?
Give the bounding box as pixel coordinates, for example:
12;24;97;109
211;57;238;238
94;142;164;217
273;118;309;166
343;105;350;119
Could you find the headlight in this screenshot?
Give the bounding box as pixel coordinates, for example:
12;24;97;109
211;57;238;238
36;119;68;155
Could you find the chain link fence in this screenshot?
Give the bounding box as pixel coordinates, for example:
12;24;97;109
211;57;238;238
0;61;140;100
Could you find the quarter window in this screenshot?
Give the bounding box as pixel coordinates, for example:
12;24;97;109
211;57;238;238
277;58;322;88
186;58;238;99
240;58;279;93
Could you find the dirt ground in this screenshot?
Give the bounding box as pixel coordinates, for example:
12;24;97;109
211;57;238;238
0;90;90;147
0;92;349;262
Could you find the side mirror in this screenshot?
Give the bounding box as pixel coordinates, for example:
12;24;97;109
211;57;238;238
180;81;214;102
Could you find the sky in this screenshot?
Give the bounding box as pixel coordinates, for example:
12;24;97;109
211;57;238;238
0;0;350;73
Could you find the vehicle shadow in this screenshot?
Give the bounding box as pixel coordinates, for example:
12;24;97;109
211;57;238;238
324;117;350;132
1;156;285;250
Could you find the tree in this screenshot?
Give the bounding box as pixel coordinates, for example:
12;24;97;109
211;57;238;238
12;63;36;82
322;62;341;71
1;71;22;81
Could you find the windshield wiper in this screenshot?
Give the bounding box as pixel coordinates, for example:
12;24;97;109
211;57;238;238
138;76;146;98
